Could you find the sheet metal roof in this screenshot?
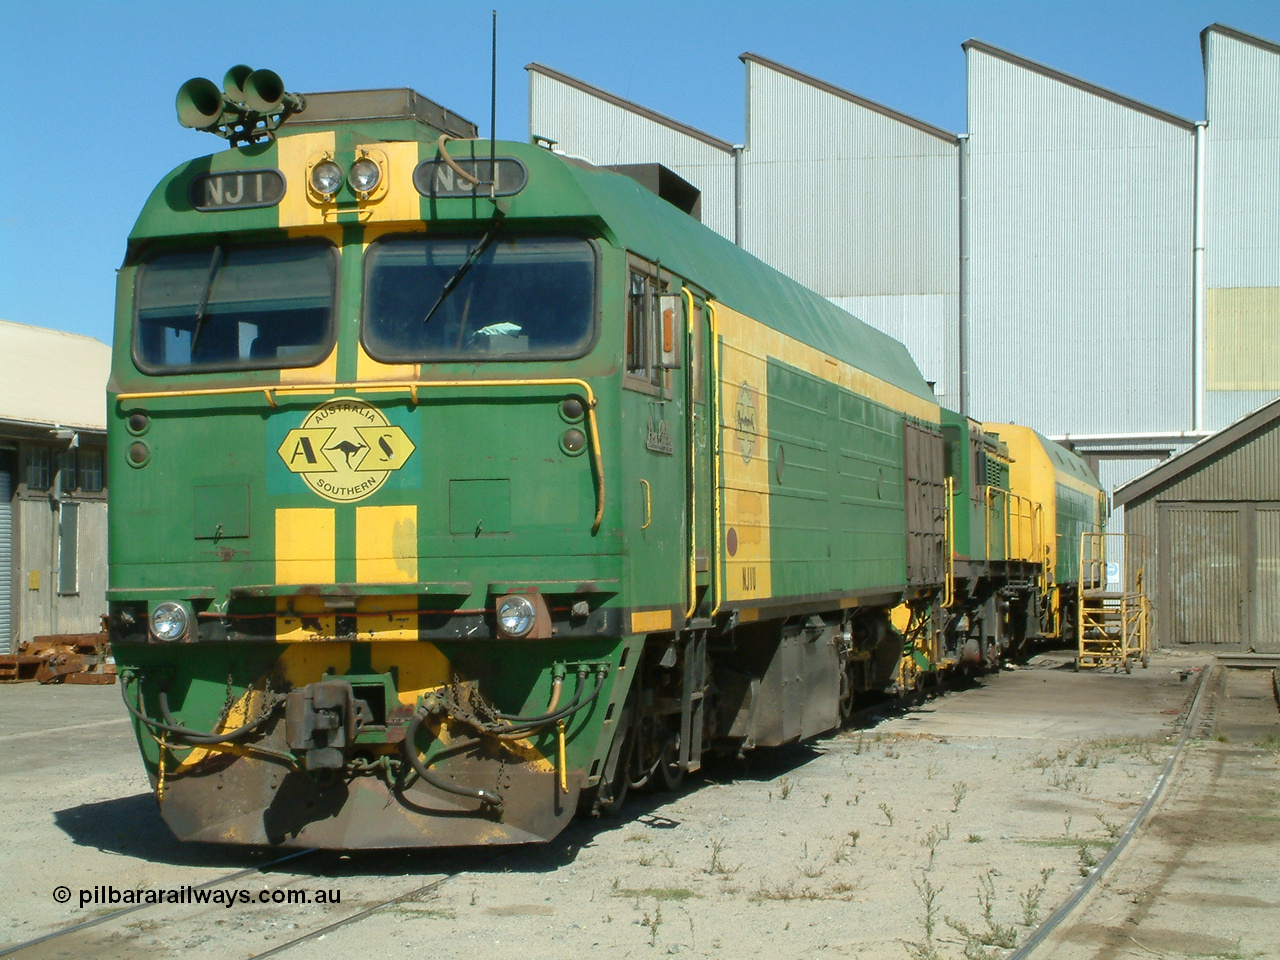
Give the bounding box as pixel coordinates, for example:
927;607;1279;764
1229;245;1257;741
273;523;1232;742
1113;395;1280;506
0;319;110;433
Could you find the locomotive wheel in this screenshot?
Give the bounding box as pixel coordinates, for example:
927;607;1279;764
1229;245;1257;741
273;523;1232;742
656;734;684;791
595;687;637;817
838;665;855;722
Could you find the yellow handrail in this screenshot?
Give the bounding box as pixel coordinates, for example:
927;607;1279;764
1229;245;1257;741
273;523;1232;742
116;376;606;534
682;287;698;621
639;479;652;530
707;301;723;618
942;476;955;608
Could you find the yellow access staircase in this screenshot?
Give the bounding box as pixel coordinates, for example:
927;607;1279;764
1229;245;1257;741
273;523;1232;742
1077;533;1150;673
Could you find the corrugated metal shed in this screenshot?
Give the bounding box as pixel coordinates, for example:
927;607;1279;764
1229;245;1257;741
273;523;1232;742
526;64;737;240
964;40;1197;436
1115;396;1280;650
0;319;110;431
738;54;961;409
1202;24;1280;429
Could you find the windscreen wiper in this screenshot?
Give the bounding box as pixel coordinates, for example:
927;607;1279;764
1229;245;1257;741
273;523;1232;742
189;245;224;355
422;216;503;326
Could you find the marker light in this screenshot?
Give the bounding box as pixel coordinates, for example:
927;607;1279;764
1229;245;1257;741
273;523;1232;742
497;596;536;638
150;602;190;642
310;160;343;197
348;157;381;196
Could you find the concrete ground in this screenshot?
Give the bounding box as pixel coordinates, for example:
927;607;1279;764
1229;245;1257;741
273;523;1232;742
0;649;1275;960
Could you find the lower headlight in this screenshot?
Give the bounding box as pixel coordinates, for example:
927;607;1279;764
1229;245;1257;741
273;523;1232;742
150;602;189;642
497;596;536;638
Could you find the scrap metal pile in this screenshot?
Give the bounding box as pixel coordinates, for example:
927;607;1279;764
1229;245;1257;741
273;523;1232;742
0;633;116;684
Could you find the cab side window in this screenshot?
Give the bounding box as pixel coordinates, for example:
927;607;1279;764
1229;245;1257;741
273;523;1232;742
626;267;661;388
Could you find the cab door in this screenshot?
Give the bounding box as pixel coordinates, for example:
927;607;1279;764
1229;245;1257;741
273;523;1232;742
621;258;688;630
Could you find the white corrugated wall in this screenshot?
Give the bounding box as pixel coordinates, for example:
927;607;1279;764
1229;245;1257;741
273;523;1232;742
965;45;1197;436
527;68;736;240
1203;27;1280;429
0;463;10;654
740;58;960;408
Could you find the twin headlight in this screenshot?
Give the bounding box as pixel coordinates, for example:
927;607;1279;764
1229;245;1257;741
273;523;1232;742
308;155;382;199
150;602;190;642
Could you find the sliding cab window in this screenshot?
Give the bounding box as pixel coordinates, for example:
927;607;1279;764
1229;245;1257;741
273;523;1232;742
361;235;597;362
133;241;337;374
625;260;682;396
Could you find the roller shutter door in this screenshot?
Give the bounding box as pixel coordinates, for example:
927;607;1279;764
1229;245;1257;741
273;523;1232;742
0;465;10;655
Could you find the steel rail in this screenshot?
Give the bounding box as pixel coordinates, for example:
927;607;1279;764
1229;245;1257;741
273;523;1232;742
0;848;318;959
1006;662;1213;960
243;854;501;960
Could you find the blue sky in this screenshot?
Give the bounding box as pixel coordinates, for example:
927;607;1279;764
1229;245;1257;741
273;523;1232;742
3;0;1278;345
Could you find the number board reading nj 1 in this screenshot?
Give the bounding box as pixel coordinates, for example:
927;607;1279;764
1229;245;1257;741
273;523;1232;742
190;170;287;211
412;157;528;199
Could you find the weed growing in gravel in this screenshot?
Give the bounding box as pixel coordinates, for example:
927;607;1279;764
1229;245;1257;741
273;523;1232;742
614;887;695;902
926;760;942;780
779;777;794;800
904;874;945;960
921;823;951;870
831;831;859;863
1095;813;1122;839
705;837;740;875
639;905;662;946
1030;755;1054;773
879;802;895;826
966;834;983;843
1257;731;1280;752
637;848;675;868
1074;748;1100;768
1019;868;1055;926
944;868;1020;957
952;781;968;812
1077;843;1099;876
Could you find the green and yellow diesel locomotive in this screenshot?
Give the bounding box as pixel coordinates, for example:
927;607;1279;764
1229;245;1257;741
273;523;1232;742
108;71;1104;849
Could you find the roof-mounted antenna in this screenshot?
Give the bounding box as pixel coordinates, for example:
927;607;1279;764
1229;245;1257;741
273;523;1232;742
489;9;497;197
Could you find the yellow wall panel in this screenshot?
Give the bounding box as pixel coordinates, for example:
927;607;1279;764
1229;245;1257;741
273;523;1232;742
276;131;336;228
1207;287;1280;391
358;141;423;223
356;504;418;583
275;507;335;584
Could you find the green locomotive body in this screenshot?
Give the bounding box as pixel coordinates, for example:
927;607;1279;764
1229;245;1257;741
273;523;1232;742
109;81;1103;849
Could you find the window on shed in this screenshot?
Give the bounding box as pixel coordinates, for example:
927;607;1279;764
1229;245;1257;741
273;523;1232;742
57;449;77;491
58;501;78;595
78;448;104;493
24;445;50;490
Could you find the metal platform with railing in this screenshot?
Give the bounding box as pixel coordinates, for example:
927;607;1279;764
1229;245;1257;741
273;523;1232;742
1077;533;1150;673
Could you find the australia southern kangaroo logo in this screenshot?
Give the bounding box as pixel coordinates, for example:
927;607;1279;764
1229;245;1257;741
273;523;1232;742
277;398;415;502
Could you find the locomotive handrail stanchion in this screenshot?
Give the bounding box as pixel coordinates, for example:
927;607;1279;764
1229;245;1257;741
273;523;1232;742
707;301;724;618
117;376;606;534
682;286;698;621
942;477;955;609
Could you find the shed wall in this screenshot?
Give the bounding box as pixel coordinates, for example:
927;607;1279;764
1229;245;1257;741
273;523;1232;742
1203;29;1280;427
740;60;960;408
14;497;107;643
965;47;1196;435
528;70;736;239
1123;417;1280;649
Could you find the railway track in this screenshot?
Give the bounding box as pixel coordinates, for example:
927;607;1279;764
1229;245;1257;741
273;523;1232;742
0;844;508;960
1009;661;1214;959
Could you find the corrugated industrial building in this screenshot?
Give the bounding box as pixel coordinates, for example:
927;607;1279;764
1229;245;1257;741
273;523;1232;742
1202;25;1280;429
1114;397;1280;652
526;22;1280;617
0;320;111;654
